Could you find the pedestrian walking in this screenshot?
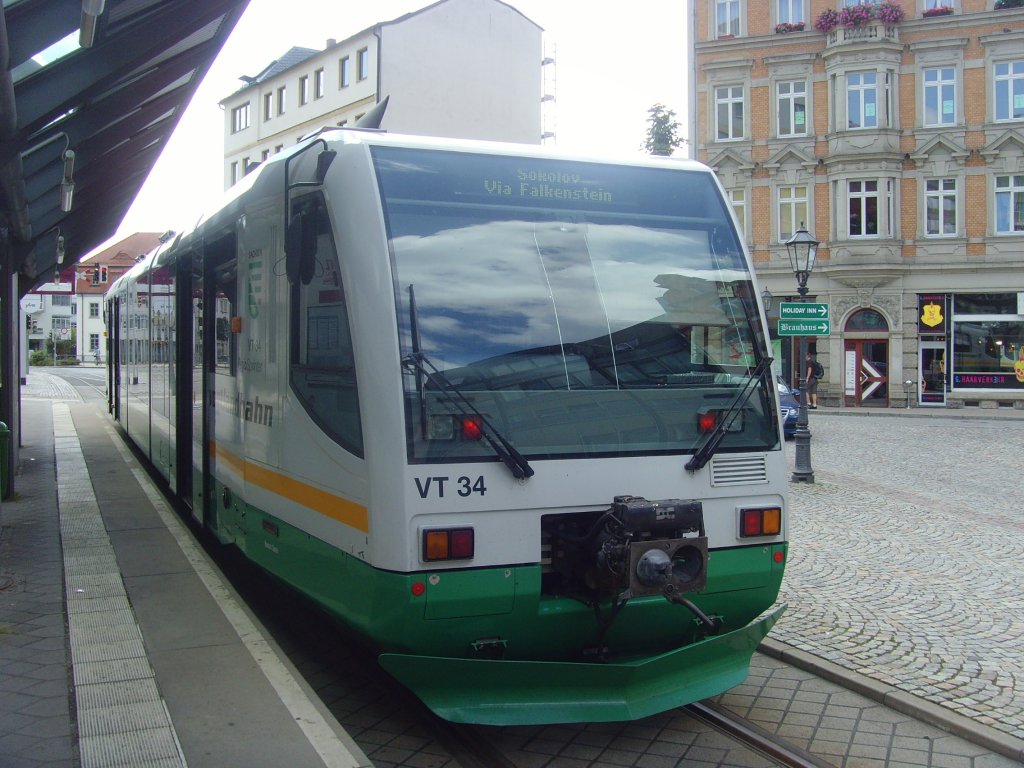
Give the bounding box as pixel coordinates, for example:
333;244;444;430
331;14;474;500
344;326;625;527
804;352;822;408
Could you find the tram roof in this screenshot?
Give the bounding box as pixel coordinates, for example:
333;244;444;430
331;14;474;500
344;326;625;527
0;0;250;298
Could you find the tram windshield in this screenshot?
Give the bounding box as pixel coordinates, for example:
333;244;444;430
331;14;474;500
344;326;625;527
373;147;778;464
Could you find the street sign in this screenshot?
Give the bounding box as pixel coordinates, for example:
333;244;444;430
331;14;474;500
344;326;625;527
778;319;830;336
779;302;829;319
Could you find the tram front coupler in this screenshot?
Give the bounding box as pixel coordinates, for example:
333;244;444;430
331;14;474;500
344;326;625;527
607;495;710;599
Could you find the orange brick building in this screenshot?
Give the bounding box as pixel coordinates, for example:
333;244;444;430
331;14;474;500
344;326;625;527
689;0;1024;409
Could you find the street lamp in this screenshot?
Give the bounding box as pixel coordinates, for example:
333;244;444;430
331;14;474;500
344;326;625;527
785;223;818;483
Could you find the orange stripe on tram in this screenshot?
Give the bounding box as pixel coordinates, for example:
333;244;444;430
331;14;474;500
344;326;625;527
210;442;368;532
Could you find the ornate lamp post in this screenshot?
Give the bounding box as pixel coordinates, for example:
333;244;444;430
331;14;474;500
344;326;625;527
785;224;818;483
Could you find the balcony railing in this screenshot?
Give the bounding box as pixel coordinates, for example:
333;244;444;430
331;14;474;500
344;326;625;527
826;23;899;47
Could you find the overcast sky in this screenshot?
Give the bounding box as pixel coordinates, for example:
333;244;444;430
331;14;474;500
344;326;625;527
109;0;689;244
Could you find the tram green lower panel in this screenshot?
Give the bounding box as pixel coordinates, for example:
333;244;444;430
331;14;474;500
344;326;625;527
379;603;785;725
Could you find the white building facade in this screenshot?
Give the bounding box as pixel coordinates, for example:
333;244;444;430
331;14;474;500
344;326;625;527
220;0;544;188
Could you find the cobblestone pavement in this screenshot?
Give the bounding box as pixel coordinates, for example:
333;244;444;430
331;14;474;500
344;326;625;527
775;411;1024;743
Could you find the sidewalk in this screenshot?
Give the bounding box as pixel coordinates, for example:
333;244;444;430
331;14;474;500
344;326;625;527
0;396;371;768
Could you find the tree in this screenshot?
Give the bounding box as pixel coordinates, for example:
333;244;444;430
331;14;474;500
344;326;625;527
643;103;685;157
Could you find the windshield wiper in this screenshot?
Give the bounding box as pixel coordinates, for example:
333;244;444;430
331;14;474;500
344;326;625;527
684;356;773;472
401;351;535;480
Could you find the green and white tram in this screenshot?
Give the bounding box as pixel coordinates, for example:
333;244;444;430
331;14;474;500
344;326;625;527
107;125;788;725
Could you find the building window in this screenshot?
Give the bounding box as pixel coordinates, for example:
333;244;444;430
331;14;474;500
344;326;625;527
52;317;70;330
339;56;350;88
849;180;879;237
357;48;369;80
314;68;324;99
262;149;270;161
729;189;746;238
263;92;273;122
777;80;807;136
230;103;250;133
846;72;877;129
777;0;804;24
299;75;309;105
277;86;286;115
923;67;956;126
994;61;1024;122
89;333;100;351
715;0;740;37
995;175;1024;234
89;302;100;318
778;185;808;241
230;162;238;186
53;294;71;306
274;144;283;153
715;85;744;141
925;178;957;236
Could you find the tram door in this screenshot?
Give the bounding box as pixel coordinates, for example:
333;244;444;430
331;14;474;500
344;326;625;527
843;340;889;407
174;255;193;510
191;249;206;525
109;299;120;419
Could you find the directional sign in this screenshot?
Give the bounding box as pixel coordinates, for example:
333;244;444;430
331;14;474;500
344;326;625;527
778;319;830;336
779;302;829;319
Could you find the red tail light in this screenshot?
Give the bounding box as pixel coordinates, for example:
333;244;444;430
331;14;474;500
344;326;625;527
422;527;475;561
739;507;782;537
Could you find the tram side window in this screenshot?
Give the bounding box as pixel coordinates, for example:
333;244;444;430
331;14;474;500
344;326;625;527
213;263;237;375
289;194;364;457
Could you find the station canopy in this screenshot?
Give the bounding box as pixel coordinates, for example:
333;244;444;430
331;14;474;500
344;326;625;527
0;0;250;296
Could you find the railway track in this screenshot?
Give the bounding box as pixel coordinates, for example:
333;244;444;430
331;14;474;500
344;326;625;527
684;701;836;768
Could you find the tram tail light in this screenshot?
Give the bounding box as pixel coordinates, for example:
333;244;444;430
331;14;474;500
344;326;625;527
422;527;475;561
739;507;782;537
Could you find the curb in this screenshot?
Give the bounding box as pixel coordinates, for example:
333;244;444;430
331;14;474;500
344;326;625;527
759;638;1024;763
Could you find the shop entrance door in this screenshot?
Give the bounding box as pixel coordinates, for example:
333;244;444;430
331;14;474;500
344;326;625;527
844;340;889;407
919;341;946;406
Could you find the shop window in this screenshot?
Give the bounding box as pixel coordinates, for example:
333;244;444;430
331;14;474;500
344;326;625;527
953;293;1017;315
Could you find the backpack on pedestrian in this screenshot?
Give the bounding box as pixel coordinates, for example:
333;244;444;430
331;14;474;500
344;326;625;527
812;360;824;379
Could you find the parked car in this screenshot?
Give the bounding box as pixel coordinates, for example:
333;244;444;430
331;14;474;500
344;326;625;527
777;376;799;438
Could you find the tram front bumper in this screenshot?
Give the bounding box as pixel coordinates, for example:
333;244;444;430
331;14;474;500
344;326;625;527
378;603;785;725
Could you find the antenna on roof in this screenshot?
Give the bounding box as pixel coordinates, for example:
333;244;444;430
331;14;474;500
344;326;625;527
354;95;389;130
